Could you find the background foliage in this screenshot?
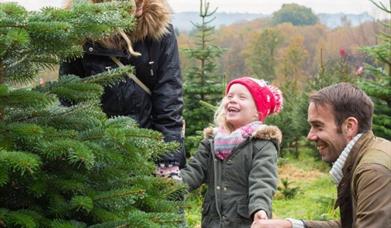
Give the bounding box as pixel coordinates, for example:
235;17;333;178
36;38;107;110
359;0;391;139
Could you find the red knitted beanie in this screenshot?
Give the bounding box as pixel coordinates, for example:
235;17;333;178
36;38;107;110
226;77;283;122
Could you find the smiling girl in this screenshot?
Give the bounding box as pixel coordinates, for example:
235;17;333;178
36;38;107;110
180;76;283;228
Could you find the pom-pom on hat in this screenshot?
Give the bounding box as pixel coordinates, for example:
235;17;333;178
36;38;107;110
226;77;283;122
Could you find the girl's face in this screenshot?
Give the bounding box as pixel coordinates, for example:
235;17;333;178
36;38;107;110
224;84;259;130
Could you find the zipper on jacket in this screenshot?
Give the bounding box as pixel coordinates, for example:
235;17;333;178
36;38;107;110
210;139;223;222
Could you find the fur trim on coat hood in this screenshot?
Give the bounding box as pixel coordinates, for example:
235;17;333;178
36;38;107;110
203;125;283;145
131;0;171;41
65;0;172;42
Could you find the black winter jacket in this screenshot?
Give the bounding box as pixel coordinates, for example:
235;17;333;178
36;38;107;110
59;24;185;167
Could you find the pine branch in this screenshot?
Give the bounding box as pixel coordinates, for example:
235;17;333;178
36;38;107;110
40;139;95;170
0;149;42;176
1;209;39;228
0;1;135;83
70;195;93;213
0;88;56;110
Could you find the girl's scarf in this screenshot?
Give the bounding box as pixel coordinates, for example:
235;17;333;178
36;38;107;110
214;121;261;160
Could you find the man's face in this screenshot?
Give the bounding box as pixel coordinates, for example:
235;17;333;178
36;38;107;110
307;102;349;163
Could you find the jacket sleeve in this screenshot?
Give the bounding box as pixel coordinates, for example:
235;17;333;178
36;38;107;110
303;220;341;228
248;140;278;218
151;25;185;167
353;163;391;227
180;139;210;191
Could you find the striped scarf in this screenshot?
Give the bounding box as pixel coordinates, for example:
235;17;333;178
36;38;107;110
214;121;261;160
329;133;363;184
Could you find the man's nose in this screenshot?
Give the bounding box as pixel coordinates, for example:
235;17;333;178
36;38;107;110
307;129;317;141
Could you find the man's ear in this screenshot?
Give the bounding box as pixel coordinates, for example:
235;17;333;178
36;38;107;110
342;117;359;139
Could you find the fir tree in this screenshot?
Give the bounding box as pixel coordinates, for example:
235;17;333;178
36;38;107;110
271;47;360;158
247;29;282;82
309;48;358;91
182;0;225;154
0;2;183;227
359;0;391;139
266;80;307;158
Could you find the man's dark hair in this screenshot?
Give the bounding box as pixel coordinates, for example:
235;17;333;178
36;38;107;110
309;83;374;133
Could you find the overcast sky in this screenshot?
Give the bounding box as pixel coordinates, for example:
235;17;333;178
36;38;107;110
1;0;389;18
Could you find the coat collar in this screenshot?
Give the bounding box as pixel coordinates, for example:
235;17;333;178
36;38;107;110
330;133;363;185
203;124;282;146
342;131;375;176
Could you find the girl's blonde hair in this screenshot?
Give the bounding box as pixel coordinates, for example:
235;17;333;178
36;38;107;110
213;97;235;133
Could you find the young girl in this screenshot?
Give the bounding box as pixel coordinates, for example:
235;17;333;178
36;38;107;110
180;76;283;228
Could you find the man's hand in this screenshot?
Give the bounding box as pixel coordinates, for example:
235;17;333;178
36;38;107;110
251;219;292;228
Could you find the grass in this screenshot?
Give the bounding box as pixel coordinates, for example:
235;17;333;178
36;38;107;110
273;149;339;220
273;176;338;220
184;147;339;227
184;189;204;228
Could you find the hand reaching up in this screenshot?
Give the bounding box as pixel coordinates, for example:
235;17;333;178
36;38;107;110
155;163;182;181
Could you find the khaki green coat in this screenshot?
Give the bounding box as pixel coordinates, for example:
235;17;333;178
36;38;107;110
181;125;282;228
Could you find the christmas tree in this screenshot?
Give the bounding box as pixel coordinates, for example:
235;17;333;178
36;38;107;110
0;2;183;227
182;0;225;154
359;0;391;139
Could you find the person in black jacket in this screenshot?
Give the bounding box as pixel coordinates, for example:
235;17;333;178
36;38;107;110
60;0;185;173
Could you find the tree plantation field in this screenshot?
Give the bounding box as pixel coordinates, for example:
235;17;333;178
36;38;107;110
177;16;385;83
1;0;389;227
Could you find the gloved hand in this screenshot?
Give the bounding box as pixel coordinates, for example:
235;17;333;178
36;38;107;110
155;163;182;181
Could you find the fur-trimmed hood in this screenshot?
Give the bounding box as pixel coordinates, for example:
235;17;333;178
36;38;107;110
203;125;283;145
131;0;171;41
65;0;172;42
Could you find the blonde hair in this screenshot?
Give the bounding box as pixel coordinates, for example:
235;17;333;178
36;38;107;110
213;98;235;133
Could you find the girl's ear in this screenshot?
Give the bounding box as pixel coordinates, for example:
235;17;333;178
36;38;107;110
342;117;359;139
253;112;259;121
